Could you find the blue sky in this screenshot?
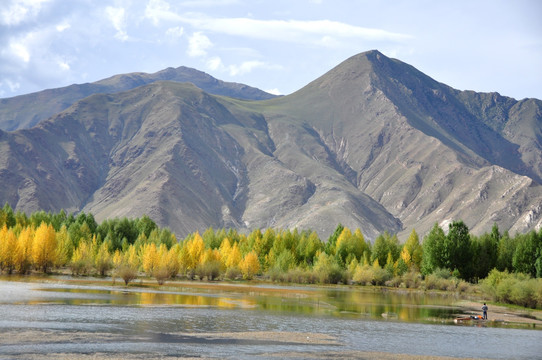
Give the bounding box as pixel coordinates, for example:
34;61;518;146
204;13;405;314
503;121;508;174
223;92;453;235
1;0;541;100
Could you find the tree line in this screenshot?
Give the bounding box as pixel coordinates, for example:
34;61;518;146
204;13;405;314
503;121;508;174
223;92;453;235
0;203;541;307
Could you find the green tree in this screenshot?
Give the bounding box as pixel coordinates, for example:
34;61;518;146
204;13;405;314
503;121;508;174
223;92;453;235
371;231;399;268
512;231;540;277
445;221;473;280
0;203;16;228
471;231;498;280
403;229;422;270
325;224;344;255
496;231;516;272
421;223;446;275
297;231;322;266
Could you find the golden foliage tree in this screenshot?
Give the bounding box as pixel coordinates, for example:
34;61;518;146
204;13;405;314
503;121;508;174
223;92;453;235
187;232;205;269
226;242;242;270
70;240;92;275
0;225;17;273
32;222;57;273
114;244;140;285
94;240;113;276
15;226;34;274
141;243;159;276
165;244;181;278
240;251;260;280
55;225;72;267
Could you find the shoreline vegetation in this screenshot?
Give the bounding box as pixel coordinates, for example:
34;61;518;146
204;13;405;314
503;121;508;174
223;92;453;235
0;204;541;312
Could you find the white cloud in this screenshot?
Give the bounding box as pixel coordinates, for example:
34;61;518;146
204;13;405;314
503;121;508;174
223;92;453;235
187;32;212;57
0;0;51;26
165;26;184;38
57;59;70;71
205;56;282;77
56;22;70;32
105;6;128;41
265;88;281;95
228;60;266;76
3;79;21;92
177;15;412;47
206;56;224;71
10;42;30;63
145;0;181;25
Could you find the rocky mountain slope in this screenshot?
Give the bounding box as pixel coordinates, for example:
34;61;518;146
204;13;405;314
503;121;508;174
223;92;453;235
1;50;541;240
0;66;276;131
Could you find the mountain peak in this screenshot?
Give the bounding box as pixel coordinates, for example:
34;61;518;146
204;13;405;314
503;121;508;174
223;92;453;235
1;52;542;240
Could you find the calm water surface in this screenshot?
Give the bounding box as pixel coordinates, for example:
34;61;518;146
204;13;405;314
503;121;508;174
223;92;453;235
0;277;540;359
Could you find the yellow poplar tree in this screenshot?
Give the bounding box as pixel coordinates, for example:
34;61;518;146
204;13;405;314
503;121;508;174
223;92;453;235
187;232;205;270
218;237;232;271
153;244;170;284
115;244;140;285
226;242;242;270
240;251;260;280
165;244;181;278
15;226;34;274
141;243;159;276
55;225;72;267
94;240;113;276
32;222;57;273
0;225;17;274
71;241;92;275
400;246;412;267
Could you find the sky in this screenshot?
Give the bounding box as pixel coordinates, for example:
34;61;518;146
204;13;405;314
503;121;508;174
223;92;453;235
1;0;541;100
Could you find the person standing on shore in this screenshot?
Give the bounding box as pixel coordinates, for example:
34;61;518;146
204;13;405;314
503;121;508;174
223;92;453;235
482;303;488;320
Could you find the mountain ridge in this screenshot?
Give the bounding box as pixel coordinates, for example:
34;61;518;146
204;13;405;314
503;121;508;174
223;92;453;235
1;50;541;240
0;66;277;132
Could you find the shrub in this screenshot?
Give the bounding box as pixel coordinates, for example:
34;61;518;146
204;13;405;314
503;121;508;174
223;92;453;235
481;269;542;308
117;265;138;285
314;253;346;284
432;267;452;279
153;266;169;285
510;279;537;308
402;270;422;289
285;268;318;284
353;264;374;285
70;258;92;276
456;280;471;293
195;261;221;281
372;266;391;286
385;276;402;288
224;266;241;280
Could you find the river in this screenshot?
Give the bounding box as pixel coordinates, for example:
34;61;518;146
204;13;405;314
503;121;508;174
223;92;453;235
0;277;540;359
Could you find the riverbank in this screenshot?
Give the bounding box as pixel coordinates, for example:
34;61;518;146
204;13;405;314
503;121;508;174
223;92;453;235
454;300;542;327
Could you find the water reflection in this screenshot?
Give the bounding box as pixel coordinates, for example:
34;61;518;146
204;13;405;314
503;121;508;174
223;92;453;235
0;276;466;324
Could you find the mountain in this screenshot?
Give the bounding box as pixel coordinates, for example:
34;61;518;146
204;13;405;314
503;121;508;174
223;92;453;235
1;50;541;240
0;67;277;131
